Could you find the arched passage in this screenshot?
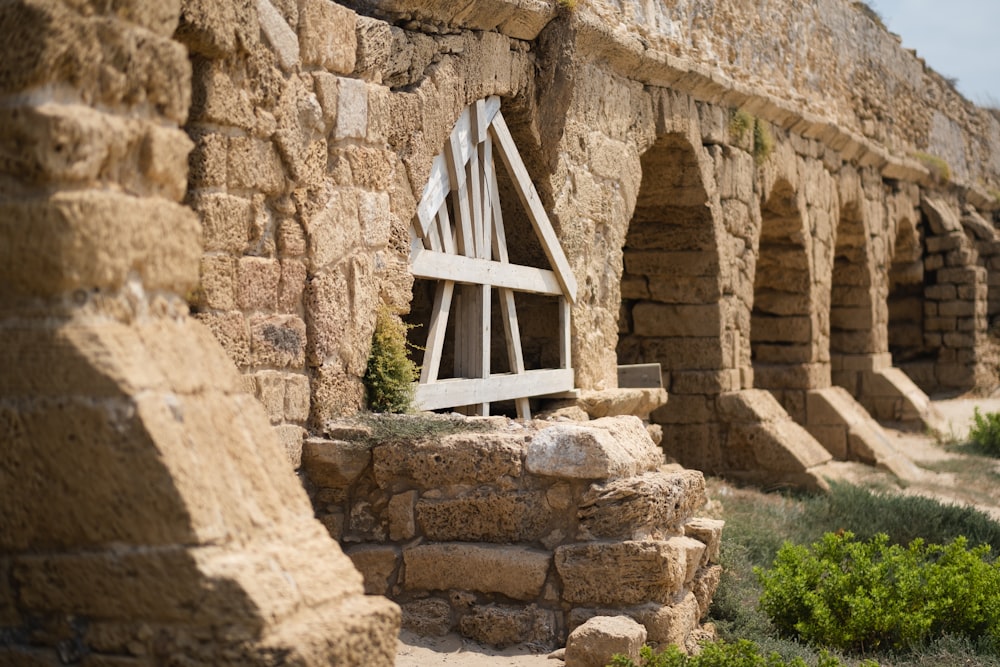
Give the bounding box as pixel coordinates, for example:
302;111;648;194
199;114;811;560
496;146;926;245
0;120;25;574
830;202;879;369
752;179;816;417
887;216;927;375
617;132;726;468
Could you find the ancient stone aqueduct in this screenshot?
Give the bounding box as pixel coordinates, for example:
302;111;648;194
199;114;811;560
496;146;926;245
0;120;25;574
4;0;1000;664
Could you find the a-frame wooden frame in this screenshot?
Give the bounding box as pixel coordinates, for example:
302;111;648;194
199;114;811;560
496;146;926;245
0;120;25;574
410;96;578;418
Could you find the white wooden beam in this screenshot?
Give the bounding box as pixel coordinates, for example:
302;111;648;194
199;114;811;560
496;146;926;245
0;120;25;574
414;369;574;411
419;280;454;384
489;111;579;302
411;248;563;295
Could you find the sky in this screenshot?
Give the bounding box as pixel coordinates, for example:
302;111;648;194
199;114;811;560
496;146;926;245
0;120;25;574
870;0;1000;106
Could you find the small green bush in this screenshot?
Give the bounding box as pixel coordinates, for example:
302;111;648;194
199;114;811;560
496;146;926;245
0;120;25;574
609;639;867;667
757;531;1000;653
970;407;1000;455
363;305;418;413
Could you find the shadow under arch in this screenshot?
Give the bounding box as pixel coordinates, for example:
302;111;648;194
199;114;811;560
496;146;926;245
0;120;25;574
617;132;727;469
751;178;818;418
887;214;930;377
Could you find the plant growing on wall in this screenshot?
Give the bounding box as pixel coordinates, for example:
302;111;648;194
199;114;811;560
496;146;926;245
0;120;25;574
729;109;773;164
363;305;418;413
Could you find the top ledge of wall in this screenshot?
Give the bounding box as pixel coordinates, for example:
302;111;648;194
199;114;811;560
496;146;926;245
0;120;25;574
356;0;555;41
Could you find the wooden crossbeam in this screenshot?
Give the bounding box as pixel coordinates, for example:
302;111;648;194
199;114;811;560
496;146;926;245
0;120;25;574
411;248;563;295
414;369;575;411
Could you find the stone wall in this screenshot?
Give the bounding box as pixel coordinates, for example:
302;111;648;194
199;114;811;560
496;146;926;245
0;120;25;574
302;414;723;648
0;1;397;664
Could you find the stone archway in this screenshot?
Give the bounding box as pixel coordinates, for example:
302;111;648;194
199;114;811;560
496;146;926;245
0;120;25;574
618;132;728;470
887;215;928;377
830;202;879;364
751;179;816;420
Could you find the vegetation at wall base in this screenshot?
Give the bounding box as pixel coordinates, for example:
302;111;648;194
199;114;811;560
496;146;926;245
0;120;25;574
707;479;1000;666
970;408;1000;455
363;305;419;413
911;152;951;183
609;639;871;667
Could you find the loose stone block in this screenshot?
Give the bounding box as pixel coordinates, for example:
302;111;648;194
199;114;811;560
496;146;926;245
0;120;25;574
526;416;663;481
459;604;555;648
578;471;706;540
683;518;724;565
403;544;550;601
565;616;646;667
387;491;417;541
555;540;690;606
416;491;551;542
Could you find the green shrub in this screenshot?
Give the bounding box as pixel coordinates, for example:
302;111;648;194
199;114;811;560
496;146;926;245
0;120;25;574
363;305;418;413
970;407;1000;455
609;639;867;667
757;531;1000;653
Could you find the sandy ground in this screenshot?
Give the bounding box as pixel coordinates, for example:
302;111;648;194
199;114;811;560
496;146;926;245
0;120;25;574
394;394;1000;666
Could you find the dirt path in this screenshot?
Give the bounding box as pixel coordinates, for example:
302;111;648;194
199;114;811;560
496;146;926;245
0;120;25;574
394;395;1000;665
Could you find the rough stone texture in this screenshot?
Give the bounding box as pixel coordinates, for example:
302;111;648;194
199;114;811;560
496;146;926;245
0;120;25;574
0;2;399;664
577;470;706;540
527;416;664;480
565;616;647;667
403;544;551;600
459;604;556;648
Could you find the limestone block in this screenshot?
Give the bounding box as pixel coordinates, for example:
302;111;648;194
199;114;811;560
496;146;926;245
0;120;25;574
753;362;830;390
283;373;310;422
574;388;669;420
416;491;551;542
249;314;306;368
922;197;963;235
188;129;228;188
0;193;200;298
652;393;714;425
638;337;729;371
807;424;848;459
403;544;550;600
299;0;356;73
359;190;393;249
301;438;372;489
253;370;286;423
578;471;706;539
334;77;369;139
526;416;663;481
193;193;252;254
277;258;307;313
459;604;555;648
388;491;417;541
346;544;398;596
257;0;300;70
691;565;723;617
355;15;393;82
274;423;305;467
402;598;452;636
684;518;724;565
373;432;525;489
564;616;646;667
176;0;240;57
670;369;740;394
227;136;285;194
237;257;281;311
194;312;250;367
633;303;722;337
555;540;691;606
728;420;831;472
306;189;361;271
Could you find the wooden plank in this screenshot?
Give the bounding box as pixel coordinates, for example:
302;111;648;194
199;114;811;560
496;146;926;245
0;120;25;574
467;146;485;259
437;204;455;254
617;363;664;389
499;287;531;419
414;369;575;411
411;248;563;295
479;133;493;261
489;112;578;302
420;280;455;384
446;105;472;190
473;98;489;144
416;154;450;235
559;296;571;369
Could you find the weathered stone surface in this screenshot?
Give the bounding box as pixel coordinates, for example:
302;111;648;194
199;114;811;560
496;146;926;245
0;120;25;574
416;491;551;542
459;604;555;648
691;565;723;617
402;598;453;636
578;471;706;539
565;616;646;667
301;438;373;489
526;416;663;480
684;518;724;565
373;432;525;489
555;539;697;606
346;544;398;596
403;544;550;600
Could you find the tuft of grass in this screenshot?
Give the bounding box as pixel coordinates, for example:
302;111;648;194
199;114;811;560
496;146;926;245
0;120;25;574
753;119;774;164
557;0;578;10
355;412;493;443
970;407;1000;455
852;1;887;31
363;305;419;413
730;109;755;142
912;152;951;183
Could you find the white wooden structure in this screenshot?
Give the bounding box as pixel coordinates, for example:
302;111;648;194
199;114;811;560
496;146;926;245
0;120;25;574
410;96;578;418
